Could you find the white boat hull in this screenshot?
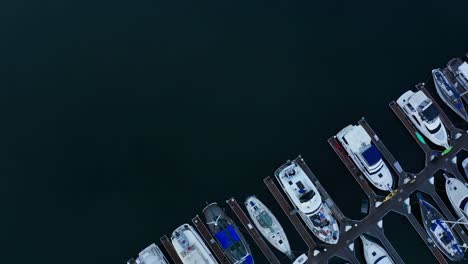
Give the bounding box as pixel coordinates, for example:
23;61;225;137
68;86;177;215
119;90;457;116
360;236;394;264
245;196;293;258
171;224;218;264
445;177;468;221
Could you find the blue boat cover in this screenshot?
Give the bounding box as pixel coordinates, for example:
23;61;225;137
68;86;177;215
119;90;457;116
215;230;232;249
362;145;381;166
243;255;253;264
226;225;241;242
215;225;241;249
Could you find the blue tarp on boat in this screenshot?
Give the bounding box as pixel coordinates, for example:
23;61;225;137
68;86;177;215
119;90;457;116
215;229;232;249
243;255;253;264
215;224;241;249
362;145;382;166
226;225;241;242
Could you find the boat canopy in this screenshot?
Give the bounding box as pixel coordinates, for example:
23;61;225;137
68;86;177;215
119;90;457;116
361;145;382;166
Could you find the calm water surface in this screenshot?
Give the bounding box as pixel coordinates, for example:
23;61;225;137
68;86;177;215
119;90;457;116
2;0;468;263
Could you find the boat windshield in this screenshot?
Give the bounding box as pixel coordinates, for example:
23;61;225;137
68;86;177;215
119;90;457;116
420;103;439;122
299;190;315;203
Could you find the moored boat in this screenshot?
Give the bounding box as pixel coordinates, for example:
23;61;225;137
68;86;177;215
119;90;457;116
203;203;253;264
244;196;293;259
336;124;394;191
447;57;468;91
397;90;449;148
417;194;465;261
171;224;218;264
432;68;468;121
127;243;169;264
445;176;468;222
275;160;339;244
360;235;394;264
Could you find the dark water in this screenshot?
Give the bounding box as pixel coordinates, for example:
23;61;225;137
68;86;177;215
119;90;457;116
2;0;468;263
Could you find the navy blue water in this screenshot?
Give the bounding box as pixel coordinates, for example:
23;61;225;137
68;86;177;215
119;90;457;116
2;0;468;263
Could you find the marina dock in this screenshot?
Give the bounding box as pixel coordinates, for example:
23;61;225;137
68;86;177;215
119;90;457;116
226;198;281;264
191;215;231;264
133;54;468;264
313;112;468;263
159;235;183;264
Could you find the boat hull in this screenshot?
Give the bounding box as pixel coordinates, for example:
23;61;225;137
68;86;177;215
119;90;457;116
396;90;449;148
129;243;169;264
203;203;253;264
418;196;465;261
336;124;394;191
360;236;394;264
432;69;468;121
274;160;340;244
244;196;293;258
171;224;218;264
445;177;468;222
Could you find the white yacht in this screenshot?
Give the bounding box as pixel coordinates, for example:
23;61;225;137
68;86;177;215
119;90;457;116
171;224;218;264
360;236;394;264
244;196;293;259
447;57;468;90
336;124;394;191
275;161;339;244
127;243;169;264
445;177;468;221
396;90;449;148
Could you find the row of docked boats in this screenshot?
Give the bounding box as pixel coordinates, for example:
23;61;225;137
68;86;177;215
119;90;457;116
126;160;335;264
127;159;468;264
128;203;253;264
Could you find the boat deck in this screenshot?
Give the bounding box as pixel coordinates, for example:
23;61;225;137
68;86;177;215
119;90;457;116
358;118;408;188
416;83;465;137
